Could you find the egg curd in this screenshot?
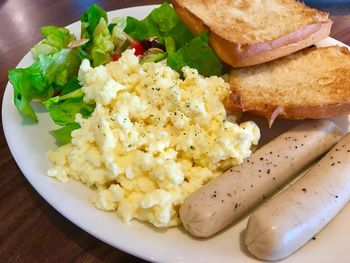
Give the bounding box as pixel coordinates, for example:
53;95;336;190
47;49;260;227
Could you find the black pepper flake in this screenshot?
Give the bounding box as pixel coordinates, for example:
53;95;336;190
221;200;224;203
336;148;339;151
258;169;261;173
227;193;232;198
277;155;280;157
347;150;350;152
302;188;307;193
270;151;273;154
273;177;276;180
260;157;264;161
337;161;341;164
212;194;217;198
235;203;238;209
312;237;316;240
262;195;266;200
251;184;253;188
267;169;271;174
331;156;333;159
295;146;298;149
335;195;339;198
331;162;335;166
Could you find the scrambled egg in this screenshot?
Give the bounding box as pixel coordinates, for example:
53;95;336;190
47;50;260;227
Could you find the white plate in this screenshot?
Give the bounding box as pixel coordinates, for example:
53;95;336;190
3;5;350;263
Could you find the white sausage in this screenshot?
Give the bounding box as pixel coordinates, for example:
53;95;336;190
180;120;342;237
245;132;350;261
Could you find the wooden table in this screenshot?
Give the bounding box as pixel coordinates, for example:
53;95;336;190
0;1;349;262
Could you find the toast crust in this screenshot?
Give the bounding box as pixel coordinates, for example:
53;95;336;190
226;46;350;125
172;0;332;67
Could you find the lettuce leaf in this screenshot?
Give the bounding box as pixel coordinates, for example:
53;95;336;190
31;26;76;58
124;2;193;48
44;88;94;144
110;17;128;53
44;88;94;126
51;123;80;145
61;76;80;95
81;4;108;39
80;4;114;66
90;18;114;66
8;48;86;122
167;32;222;77
46;97;95;126
124;3;222;76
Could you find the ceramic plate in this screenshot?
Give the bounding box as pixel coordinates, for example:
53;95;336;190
3;5;350;263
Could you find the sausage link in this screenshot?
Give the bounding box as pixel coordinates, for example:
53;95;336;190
245;132;350;261
180;120;342;237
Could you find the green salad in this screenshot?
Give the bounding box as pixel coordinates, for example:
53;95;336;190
8;3;223;144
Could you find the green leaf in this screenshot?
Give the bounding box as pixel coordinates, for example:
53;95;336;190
51;123;81;145
167;32;222;77
80;4;108;39
44;88;84;109
90;18;114;66
32;26;76;58
111;17;128;53
47;97;95;126
8;48;85;122
80;4;114;67
61;76;81;95
44;88;94;144
124;2;193;47
164;36;175;56
45;48;86;86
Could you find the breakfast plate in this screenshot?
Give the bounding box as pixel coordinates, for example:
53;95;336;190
2;4;350;263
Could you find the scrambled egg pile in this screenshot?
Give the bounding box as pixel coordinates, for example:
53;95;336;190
47;50;260;227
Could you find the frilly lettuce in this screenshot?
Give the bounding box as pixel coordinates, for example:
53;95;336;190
9;48;86;122
81;4;115;66
44;88;95;144
125;2;222;77
31;26;76;58
167;32;222;77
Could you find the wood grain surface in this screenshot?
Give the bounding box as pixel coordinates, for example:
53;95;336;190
0;1;349;262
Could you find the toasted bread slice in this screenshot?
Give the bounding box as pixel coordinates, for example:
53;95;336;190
226;46;350;125
172;0;332;67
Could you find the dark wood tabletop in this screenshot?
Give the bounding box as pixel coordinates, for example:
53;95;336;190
1;1;350;262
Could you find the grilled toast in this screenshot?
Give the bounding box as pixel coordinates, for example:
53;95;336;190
226;46;350;125
172;0;332;67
